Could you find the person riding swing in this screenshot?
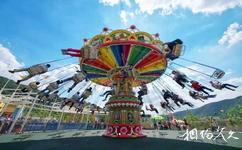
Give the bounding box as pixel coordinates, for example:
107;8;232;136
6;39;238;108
146;104;159;114
61;71;87;93
171;70;189;89
9;64;51;84
137;83;148;105
210;80;238;91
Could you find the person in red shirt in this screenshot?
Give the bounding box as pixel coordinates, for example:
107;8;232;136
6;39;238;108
190;80;213;95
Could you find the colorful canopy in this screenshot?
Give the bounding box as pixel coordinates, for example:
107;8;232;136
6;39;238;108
80;40;167;87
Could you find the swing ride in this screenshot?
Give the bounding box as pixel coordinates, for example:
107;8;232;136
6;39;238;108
1;25;231;139
60;25;225;138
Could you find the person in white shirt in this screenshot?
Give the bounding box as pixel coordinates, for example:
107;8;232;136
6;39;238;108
21;81;40;92
61;71;87;93
189;90;216;102
39;80;62;95
79;87;92;103
210;80;238;91
42;91;59;105
60;92;82;110
9;64;51;84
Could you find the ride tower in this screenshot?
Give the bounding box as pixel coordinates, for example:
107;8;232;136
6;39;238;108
62;25;183;138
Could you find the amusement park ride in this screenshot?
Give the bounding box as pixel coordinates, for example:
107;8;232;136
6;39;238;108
1;25;227;138
60;25;224;138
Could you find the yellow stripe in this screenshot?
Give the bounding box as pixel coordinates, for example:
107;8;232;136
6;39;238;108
91;78;109;84
99;47;117;68
137;60;166;73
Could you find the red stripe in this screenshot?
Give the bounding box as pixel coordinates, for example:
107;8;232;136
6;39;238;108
135;51;161;69
83;59;112;70
123;44;131;65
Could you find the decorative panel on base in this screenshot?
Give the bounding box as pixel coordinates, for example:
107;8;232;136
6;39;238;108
103;96;146;138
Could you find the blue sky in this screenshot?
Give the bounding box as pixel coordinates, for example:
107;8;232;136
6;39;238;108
0;0;242;112
0;0;241;74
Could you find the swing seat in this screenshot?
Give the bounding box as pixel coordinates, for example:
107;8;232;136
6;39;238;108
164;42;183;60
73;74;84;82
212;69;225;79
83;91;92;98
20;75;28;79
29;82;38;89
82;45;98;59
48;83;58;90
172;44;182;57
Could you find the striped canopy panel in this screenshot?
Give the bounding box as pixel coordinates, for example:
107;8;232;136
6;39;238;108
80;43;167;87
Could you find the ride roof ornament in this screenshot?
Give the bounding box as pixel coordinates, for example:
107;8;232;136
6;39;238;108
83;38;89;43
103;27;109;32
130;25;136;30
154;33;159;38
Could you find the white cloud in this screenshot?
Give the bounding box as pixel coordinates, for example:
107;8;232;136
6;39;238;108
224;76;242;85
0;44;80;90
0;45;105;107
99;0;120;6
123;0;132;7
99;0;242;27
100;0;242;15
0;44;24;80
134;0;242;15
134;0;174;15
218;22;242;47
99;0;131;7
120;10;135;25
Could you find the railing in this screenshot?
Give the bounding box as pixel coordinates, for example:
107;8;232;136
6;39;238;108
0;120;106;134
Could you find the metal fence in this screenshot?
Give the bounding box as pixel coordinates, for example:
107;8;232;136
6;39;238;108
0;120;106;134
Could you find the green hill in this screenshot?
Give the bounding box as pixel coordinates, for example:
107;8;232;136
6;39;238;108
174;96;242;117
0;76;28;95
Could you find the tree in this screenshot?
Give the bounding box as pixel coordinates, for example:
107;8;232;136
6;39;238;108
185;111;200;122
226;105;242;126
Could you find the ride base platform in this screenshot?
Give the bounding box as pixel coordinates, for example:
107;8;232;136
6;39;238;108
0;130;241;150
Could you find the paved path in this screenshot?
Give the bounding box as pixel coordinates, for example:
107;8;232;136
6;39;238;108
0;130;241;149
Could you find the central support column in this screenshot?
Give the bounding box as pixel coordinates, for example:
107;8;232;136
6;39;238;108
103;76;145;138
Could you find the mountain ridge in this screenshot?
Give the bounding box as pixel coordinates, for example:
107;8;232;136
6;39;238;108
174;96;242;117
